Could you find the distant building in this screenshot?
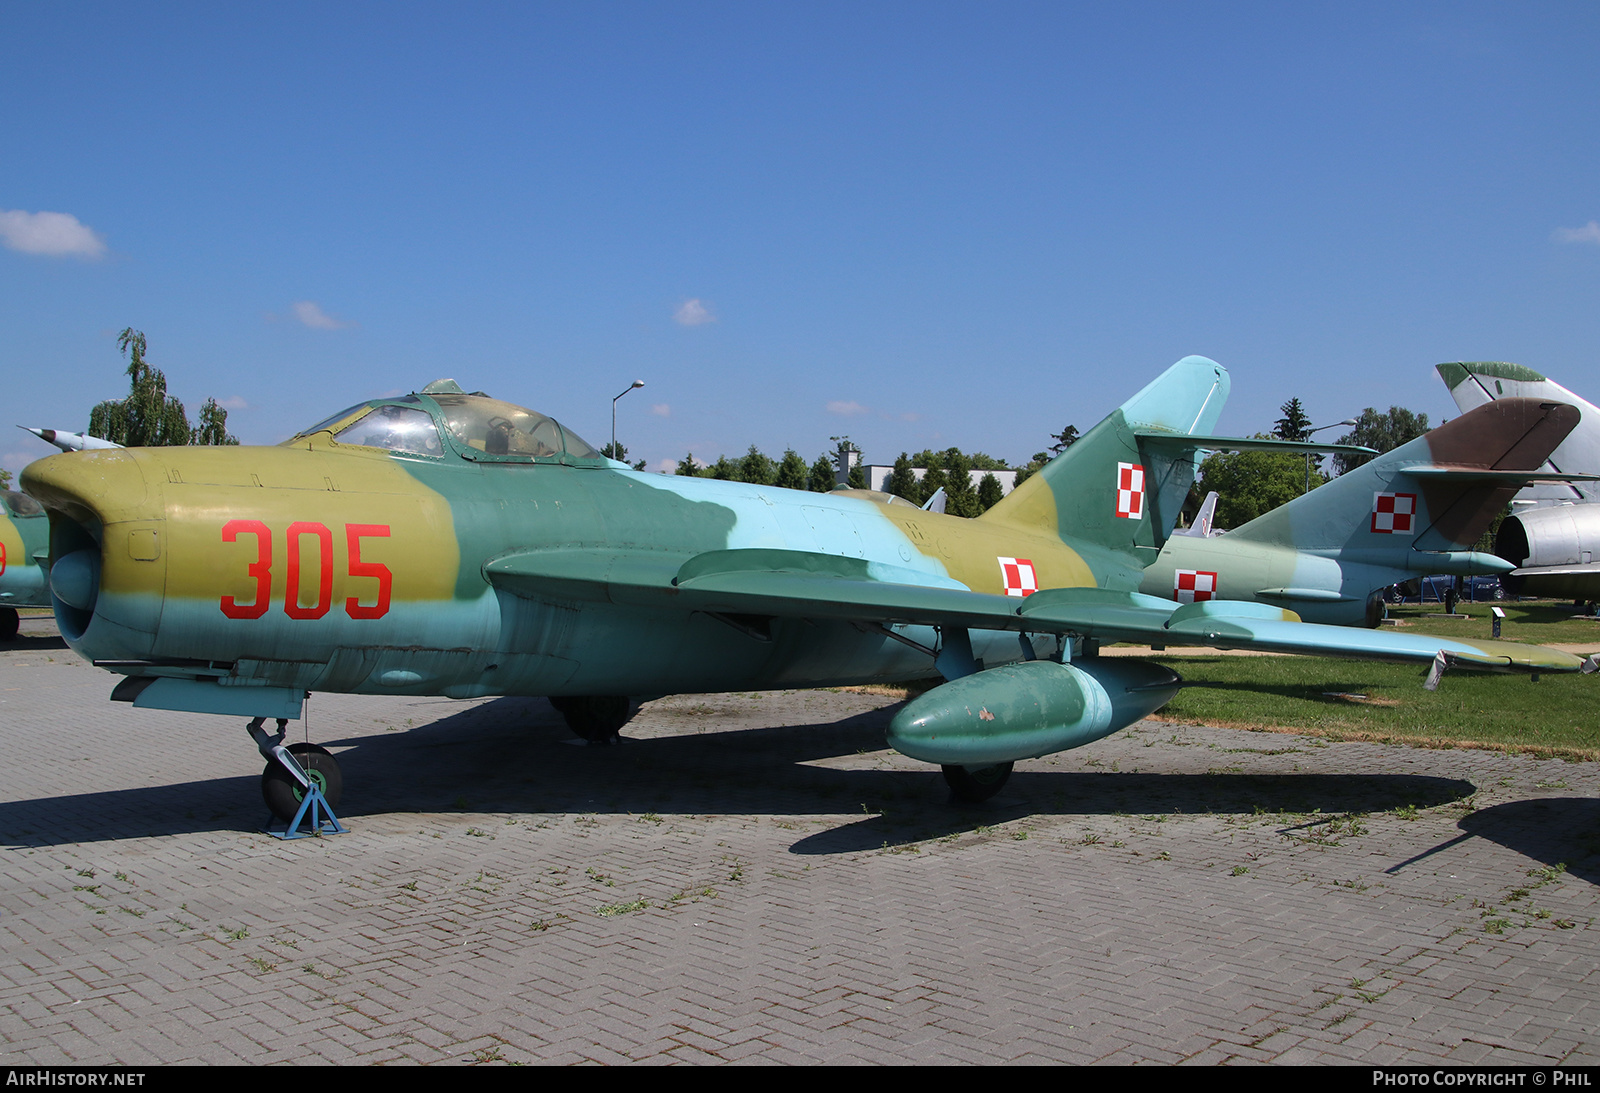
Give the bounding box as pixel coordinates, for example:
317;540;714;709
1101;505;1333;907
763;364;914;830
864;465;1018;497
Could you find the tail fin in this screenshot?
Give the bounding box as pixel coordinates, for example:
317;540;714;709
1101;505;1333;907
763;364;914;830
1438;361;1600;503
1173;492;1219;538
981;355;1229;576
1227;397;1580;562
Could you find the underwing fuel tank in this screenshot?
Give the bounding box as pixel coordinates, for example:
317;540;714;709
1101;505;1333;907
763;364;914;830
887;658;1183;766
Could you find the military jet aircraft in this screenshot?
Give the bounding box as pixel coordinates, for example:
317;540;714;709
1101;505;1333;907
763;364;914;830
1140;397;1586;625
20;356;1592;818
0;489;50;640
1439;362;1600;603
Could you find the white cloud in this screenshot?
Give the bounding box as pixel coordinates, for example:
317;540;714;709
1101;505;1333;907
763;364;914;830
673;298;715;326
827;400;868;416
0;208;106;258
650;403;671;417
652;458;680;474
291;300;355;329
1553;221;1600;244
216;395;249;410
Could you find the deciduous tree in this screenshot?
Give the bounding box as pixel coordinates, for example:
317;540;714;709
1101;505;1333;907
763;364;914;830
1333;406;1429;475
1196;437;1308;529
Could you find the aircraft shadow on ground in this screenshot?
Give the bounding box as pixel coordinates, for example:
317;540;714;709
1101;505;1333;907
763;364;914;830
1454;798;1600;886
1;632;70;652
2;695;1492;854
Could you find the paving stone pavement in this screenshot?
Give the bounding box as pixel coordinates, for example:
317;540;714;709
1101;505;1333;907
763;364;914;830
2;618;1598;1065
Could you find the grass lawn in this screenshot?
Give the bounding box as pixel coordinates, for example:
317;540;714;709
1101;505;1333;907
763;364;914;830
1143;598;1600;758
1149;653;1600;759
1385;599;1600;647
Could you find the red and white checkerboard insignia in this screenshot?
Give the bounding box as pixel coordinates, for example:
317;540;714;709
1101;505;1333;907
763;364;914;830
998;557;1038;597
1370;492;1417;534
1174;569;1218;604
1115;462;1145;519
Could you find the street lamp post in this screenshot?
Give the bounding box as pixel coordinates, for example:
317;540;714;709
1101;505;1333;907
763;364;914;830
1303;419;1358;494
612;380;644;459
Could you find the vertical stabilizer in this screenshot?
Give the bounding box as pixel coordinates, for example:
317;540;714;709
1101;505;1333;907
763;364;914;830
981;355;1229;580
1437;362;1598;503
1227;397;1580;556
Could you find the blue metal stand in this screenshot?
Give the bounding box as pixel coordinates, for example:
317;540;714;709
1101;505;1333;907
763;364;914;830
266;781;347;839
249;715;348;839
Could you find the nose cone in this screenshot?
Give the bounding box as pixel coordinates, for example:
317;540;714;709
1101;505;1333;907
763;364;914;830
21;450;164;652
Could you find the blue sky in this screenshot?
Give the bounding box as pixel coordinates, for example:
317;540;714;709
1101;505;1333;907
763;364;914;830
4;2;1599;482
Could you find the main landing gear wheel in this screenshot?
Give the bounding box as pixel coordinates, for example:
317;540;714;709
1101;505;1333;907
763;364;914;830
942;762;1014;803
556;696;632;744
261;742;344;823
0;608;17;642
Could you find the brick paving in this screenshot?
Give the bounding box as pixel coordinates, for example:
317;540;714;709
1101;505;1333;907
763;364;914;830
2;618;1597;1064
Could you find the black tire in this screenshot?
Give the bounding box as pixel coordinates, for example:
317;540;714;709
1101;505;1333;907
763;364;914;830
0;608;17;642
261;742;343;823
560;696;632;743
942;762;1014;803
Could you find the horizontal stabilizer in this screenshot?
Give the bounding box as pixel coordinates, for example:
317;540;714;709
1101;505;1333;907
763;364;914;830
1136;432;1375;457
1398;464;1600;484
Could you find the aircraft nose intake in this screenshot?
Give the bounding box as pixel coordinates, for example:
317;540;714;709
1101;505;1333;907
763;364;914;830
20;450;163;649
50;548;100;611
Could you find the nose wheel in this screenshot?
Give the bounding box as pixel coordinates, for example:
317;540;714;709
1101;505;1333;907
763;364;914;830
261;742;344;823
551;695;633;743
247;717;346;837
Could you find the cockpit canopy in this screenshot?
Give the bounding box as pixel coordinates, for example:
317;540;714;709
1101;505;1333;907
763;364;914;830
2;490;43;518
288;381;605;466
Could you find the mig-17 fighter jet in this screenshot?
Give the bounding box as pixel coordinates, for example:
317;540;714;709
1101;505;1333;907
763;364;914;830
21;357;1591;819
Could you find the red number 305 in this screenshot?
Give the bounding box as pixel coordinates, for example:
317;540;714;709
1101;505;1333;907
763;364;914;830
220;520;392;620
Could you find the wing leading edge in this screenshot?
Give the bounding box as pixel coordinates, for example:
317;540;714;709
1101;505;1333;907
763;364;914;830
487;546;1590;675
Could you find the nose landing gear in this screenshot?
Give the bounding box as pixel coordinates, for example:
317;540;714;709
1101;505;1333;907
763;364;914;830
248;717;346;838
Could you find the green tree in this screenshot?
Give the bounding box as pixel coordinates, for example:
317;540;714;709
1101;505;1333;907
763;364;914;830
89;329;195;446
912;450;949;508
1274;397;1320;482
705;455;739;481
0;468;11;490
885;453;919;501
193;398;240;446
775;449;809;491
1196;436;1308;529
738;445;777;486
600;441;628;461
976;472;1004;512
1333;406;1429;475
943;449;979;517
1048;425;1079;456
808;454;835;492
676;453;700;476
1273;397;1312;441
